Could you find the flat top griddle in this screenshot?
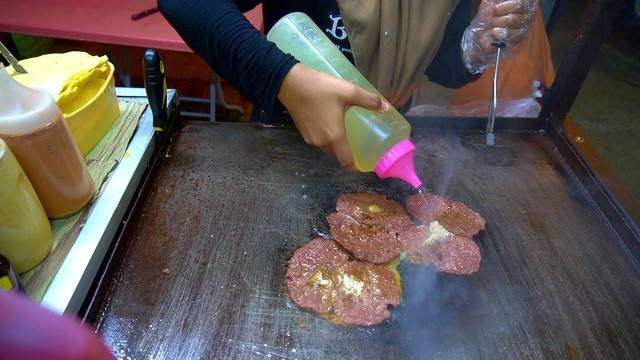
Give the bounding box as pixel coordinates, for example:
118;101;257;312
94;120;640;359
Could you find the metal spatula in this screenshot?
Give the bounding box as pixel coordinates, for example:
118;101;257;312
0;41;27;74
462;40;514;166
486;40;505;146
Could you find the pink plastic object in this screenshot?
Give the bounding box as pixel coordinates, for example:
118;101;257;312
374;139;422;188
0;291;115;360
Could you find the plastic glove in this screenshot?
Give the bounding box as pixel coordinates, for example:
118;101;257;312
277;63;389;172
462;0;538;74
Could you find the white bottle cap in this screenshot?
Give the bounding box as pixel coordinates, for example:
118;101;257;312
0;64;59;135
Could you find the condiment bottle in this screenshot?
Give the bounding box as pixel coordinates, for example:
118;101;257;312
0;138;52;273
267;12;422;188
0;64;95;219
0;253;26;292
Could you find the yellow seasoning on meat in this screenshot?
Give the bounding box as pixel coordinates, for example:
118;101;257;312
310;270;331;287
367;204;383;213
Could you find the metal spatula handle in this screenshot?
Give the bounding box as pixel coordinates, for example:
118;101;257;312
486;40;505;146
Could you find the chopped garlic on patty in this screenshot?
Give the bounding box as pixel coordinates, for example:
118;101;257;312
423;221;452;246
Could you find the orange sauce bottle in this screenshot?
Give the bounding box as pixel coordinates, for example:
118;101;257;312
0;64;95;219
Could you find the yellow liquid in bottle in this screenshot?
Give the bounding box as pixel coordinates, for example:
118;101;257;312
345;106;411;172
268;13;414;172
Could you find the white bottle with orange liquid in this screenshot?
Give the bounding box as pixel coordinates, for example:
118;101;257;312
0;64;95;220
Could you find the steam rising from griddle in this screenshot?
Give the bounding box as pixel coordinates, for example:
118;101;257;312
417;134;475;196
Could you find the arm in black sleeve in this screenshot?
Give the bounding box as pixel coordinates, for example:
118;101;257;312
157;0;298;114
425;0;481;89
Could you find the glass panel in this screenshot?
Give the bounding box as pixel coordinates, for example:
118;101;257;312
547;0;640;199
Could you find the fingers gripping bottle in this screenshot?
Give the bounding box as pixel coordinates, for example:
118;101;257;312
267;12;422;188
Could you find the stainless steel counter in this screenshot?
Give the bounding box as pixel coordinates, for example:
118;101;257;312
40;88;176;315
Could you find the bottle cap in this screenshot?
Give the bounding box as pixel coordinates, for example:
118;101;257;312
0;64;57;134
374;139;422;188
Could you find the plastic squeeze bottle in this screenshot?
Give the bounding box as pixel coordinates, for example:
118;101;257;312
0;138;52;273
267;12;422;188
0;253;26;292
0;64;95;219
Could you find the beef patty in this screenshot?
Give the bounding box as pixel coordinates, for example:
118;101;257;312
405;193;486;238
327;193;411;263
285;238;401;326
330;261;401;326
285;238;349;314
399;224;481;274
335;193;411;229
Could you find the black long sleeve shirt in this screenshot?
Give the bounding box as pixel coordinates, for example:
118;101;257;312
158;0;478;119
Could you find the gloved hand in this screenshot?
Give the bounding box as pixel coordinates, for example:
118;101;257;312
278;63;389;171
461;0;537;74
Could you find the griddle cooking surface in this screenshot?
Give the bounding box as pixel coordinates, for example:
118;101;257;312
95;122;640;359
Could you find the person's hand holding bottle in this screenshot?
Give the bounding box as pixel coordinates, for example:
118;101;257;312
278;63;390;171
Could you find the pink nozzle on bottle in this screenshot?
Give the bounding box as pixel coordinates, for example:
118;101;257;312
374;139;422;188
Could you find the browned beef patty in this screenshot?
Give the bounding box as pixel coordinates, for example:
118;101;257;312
331;261;401;326
285;238;401;326
285;238;349;314
327;193;411;263
335;193;412;229
405;193;486;237
327;212;402;264
399;224;481;275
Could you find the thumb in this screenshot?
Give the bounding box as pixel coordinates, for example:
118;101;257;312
343;84;390;113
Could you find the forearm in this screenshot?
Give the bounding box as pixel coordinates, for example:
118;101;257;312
425;0;481;89
157;0;298;113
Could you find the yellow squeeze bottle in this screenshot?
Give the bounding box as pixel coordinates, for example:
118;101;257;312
267;12;422;187
0;138;52;274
